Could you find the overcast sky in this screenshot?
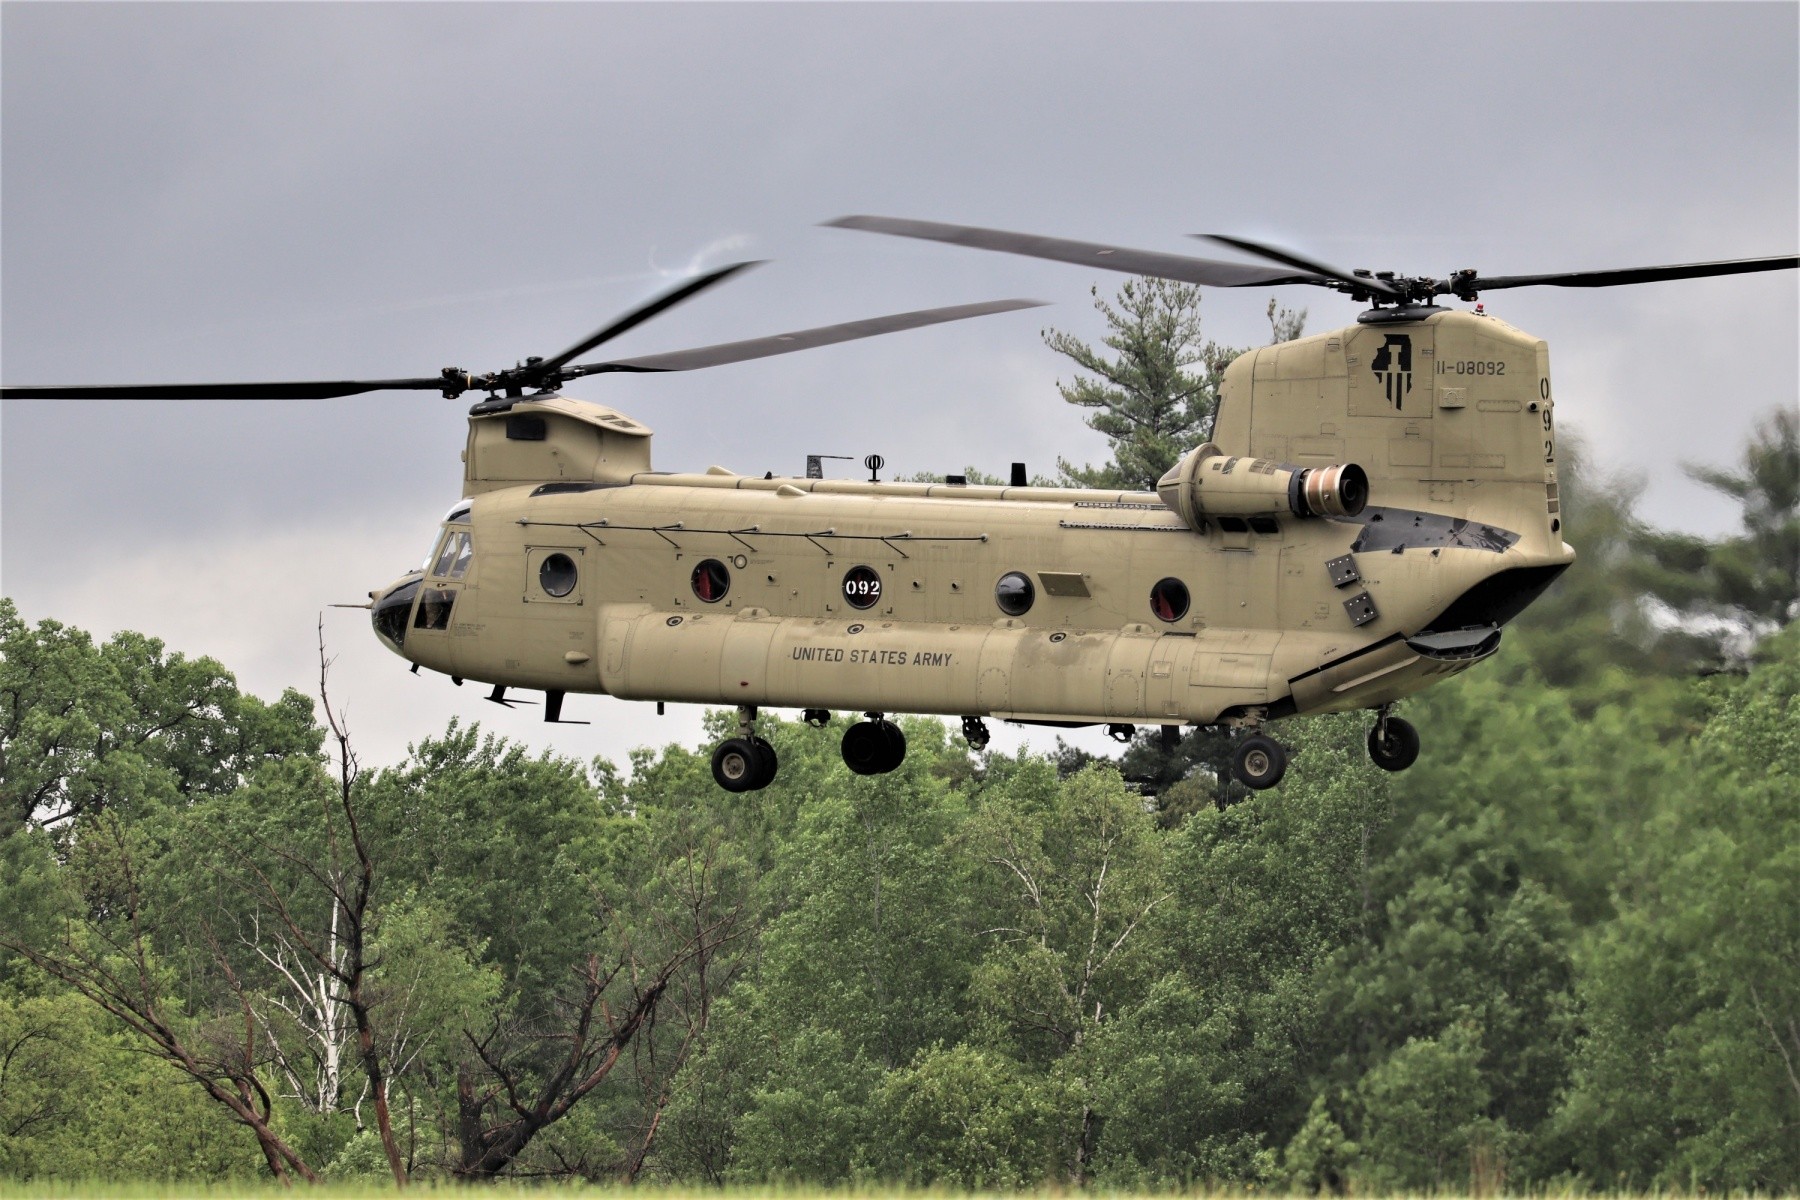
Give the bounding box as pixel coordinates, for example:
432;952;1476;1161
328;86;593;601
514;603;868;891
3;2;1795;771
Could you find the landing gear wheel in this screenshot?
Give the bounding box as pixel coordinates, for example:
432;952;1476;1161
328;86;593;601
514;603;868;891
1367;716;1420;772
749;735;779;789
842;719;906;775
841;721;885;775
712;737;762;793
1232;734;1288;790
961;716;991;751
878;720;907;772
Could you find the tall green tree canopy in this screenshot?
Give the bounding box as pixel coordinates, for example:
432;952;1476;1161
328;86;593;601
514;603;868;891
0;598;317;839
1042;279;1237;491
1639;406;1799;652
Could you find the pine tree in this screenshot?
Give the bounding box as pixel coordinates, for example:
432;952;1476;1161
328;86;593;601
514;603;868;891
1043;278;1239;491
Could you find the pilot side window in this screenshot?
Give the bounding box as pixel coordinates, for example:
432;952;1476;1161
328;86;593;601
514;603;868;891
433;530;474;579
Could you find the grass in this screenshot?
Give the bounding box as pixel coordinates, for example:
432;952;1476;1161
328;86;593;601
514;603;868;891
0;1187;1703;1200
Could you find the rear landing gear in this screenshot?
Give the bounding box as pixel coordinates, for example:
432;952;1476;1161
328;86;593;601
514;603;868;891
711;706;779;792
961;716;991;751
1232;733;1288;790
1367;709;1420;772
842;714;906;775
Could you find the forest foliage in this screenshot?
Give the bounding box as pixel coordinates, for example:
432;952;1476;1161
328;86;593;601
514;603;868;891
2;580;1794;1187
1;281;1795;1190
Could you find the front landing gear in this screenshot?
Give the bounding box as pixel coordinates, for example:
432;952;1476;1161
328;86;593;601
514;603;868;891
1232;733;1288;790
842;714;907;776
1367;709;1420;772
712;706;779;793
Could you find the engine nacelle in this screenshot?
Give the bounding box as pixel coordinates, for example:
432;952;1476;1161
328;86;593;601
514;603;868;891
1157;443;1367;530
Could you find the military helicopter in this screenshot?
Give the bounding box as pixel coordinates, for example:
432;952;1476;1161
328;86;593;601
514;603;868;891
6;226;1794;793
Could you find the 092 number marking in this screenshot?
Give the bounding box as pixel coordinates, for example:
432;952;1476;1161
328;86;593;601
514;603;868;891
1437;360;1506;376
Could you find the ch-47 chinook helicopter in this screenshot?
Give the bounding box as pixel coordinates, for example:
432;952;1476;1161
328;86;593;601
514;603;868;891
7;226;1794;794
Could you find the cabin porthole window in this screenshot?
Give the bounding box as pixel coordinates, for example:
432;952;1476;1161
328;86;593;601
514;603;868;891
995;571;1035;616
539;553;578;598
691;559;730;603
842;565;882;610
1150;578;1190;623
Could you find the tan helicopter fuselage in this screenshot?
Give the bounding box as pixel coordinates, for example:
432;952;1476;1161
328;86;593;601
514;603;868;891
372;308;1574;729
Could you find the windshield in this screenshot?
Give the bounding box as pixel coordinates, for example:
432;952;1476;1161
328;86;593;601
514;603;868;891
372;576;421;651
432;529;474;579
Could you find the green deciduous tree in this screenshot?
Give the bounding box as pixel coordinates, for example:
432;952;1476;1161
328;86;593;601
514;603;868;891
869;1042;1063;1188
1553;626;1800;1190
0;598;317;839
1353;1022;1502;1192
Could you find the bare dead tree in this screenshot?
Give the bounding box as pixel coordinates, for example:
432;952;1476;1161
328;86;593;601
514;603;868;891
231;905;353;1116
208;623;408;1184
453;884;745;1181
619;835;749;1182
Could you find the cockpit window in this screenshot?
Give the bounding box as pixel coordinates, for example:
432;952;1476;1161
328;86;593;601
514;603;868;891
372;576;421;650
443;500;472;524
433;529;474;579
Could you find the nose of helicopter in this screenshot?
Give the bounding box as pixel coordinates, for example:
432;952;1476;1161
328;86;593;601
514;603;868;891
369;572;424;657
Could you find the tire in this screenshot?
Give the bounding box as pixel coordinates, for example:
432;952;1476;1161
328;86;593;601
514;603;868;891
876;720;907;773
841;722;887;775
843;720;906;775
1232;734;1288;790
712;737;761;792
1367;716;1421;772
749;735;779;789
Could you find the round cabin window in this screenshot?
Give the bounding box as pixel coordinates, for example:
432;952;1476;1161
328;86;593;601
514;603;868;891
995;571;1035;616
691;559;730;603
842;565;882;610
539;553;578;598
1150;577;1190;622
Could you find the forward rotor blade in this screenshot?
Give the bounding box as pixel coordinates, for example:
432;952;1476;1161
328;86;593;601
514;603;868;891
568;298;1048;376
536;260;763;374
0;377;452;400
1199;234;1402;299
1469;256;1799;292
824;215;1324;289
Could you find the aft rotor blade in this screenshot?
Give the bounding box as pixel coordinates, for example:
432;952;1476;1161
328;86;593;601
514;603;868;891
0;376;453;400
1199;234;1403;299
568;298;1048;376
1469;255;1799;291
824;215;1324;289
536;260;763;374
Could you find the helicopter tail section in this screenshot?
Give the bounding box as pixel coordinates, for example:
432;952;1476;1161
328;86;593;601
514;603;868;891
1215;308;1564;561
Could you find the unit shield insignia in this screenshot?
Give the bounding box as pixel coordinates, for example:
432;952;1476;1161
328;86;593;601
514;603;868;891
1371;334;1413;410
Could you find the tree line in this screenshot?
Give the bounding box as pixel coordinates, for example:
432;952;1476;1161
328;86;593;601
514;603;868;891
1;280;1794;1189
